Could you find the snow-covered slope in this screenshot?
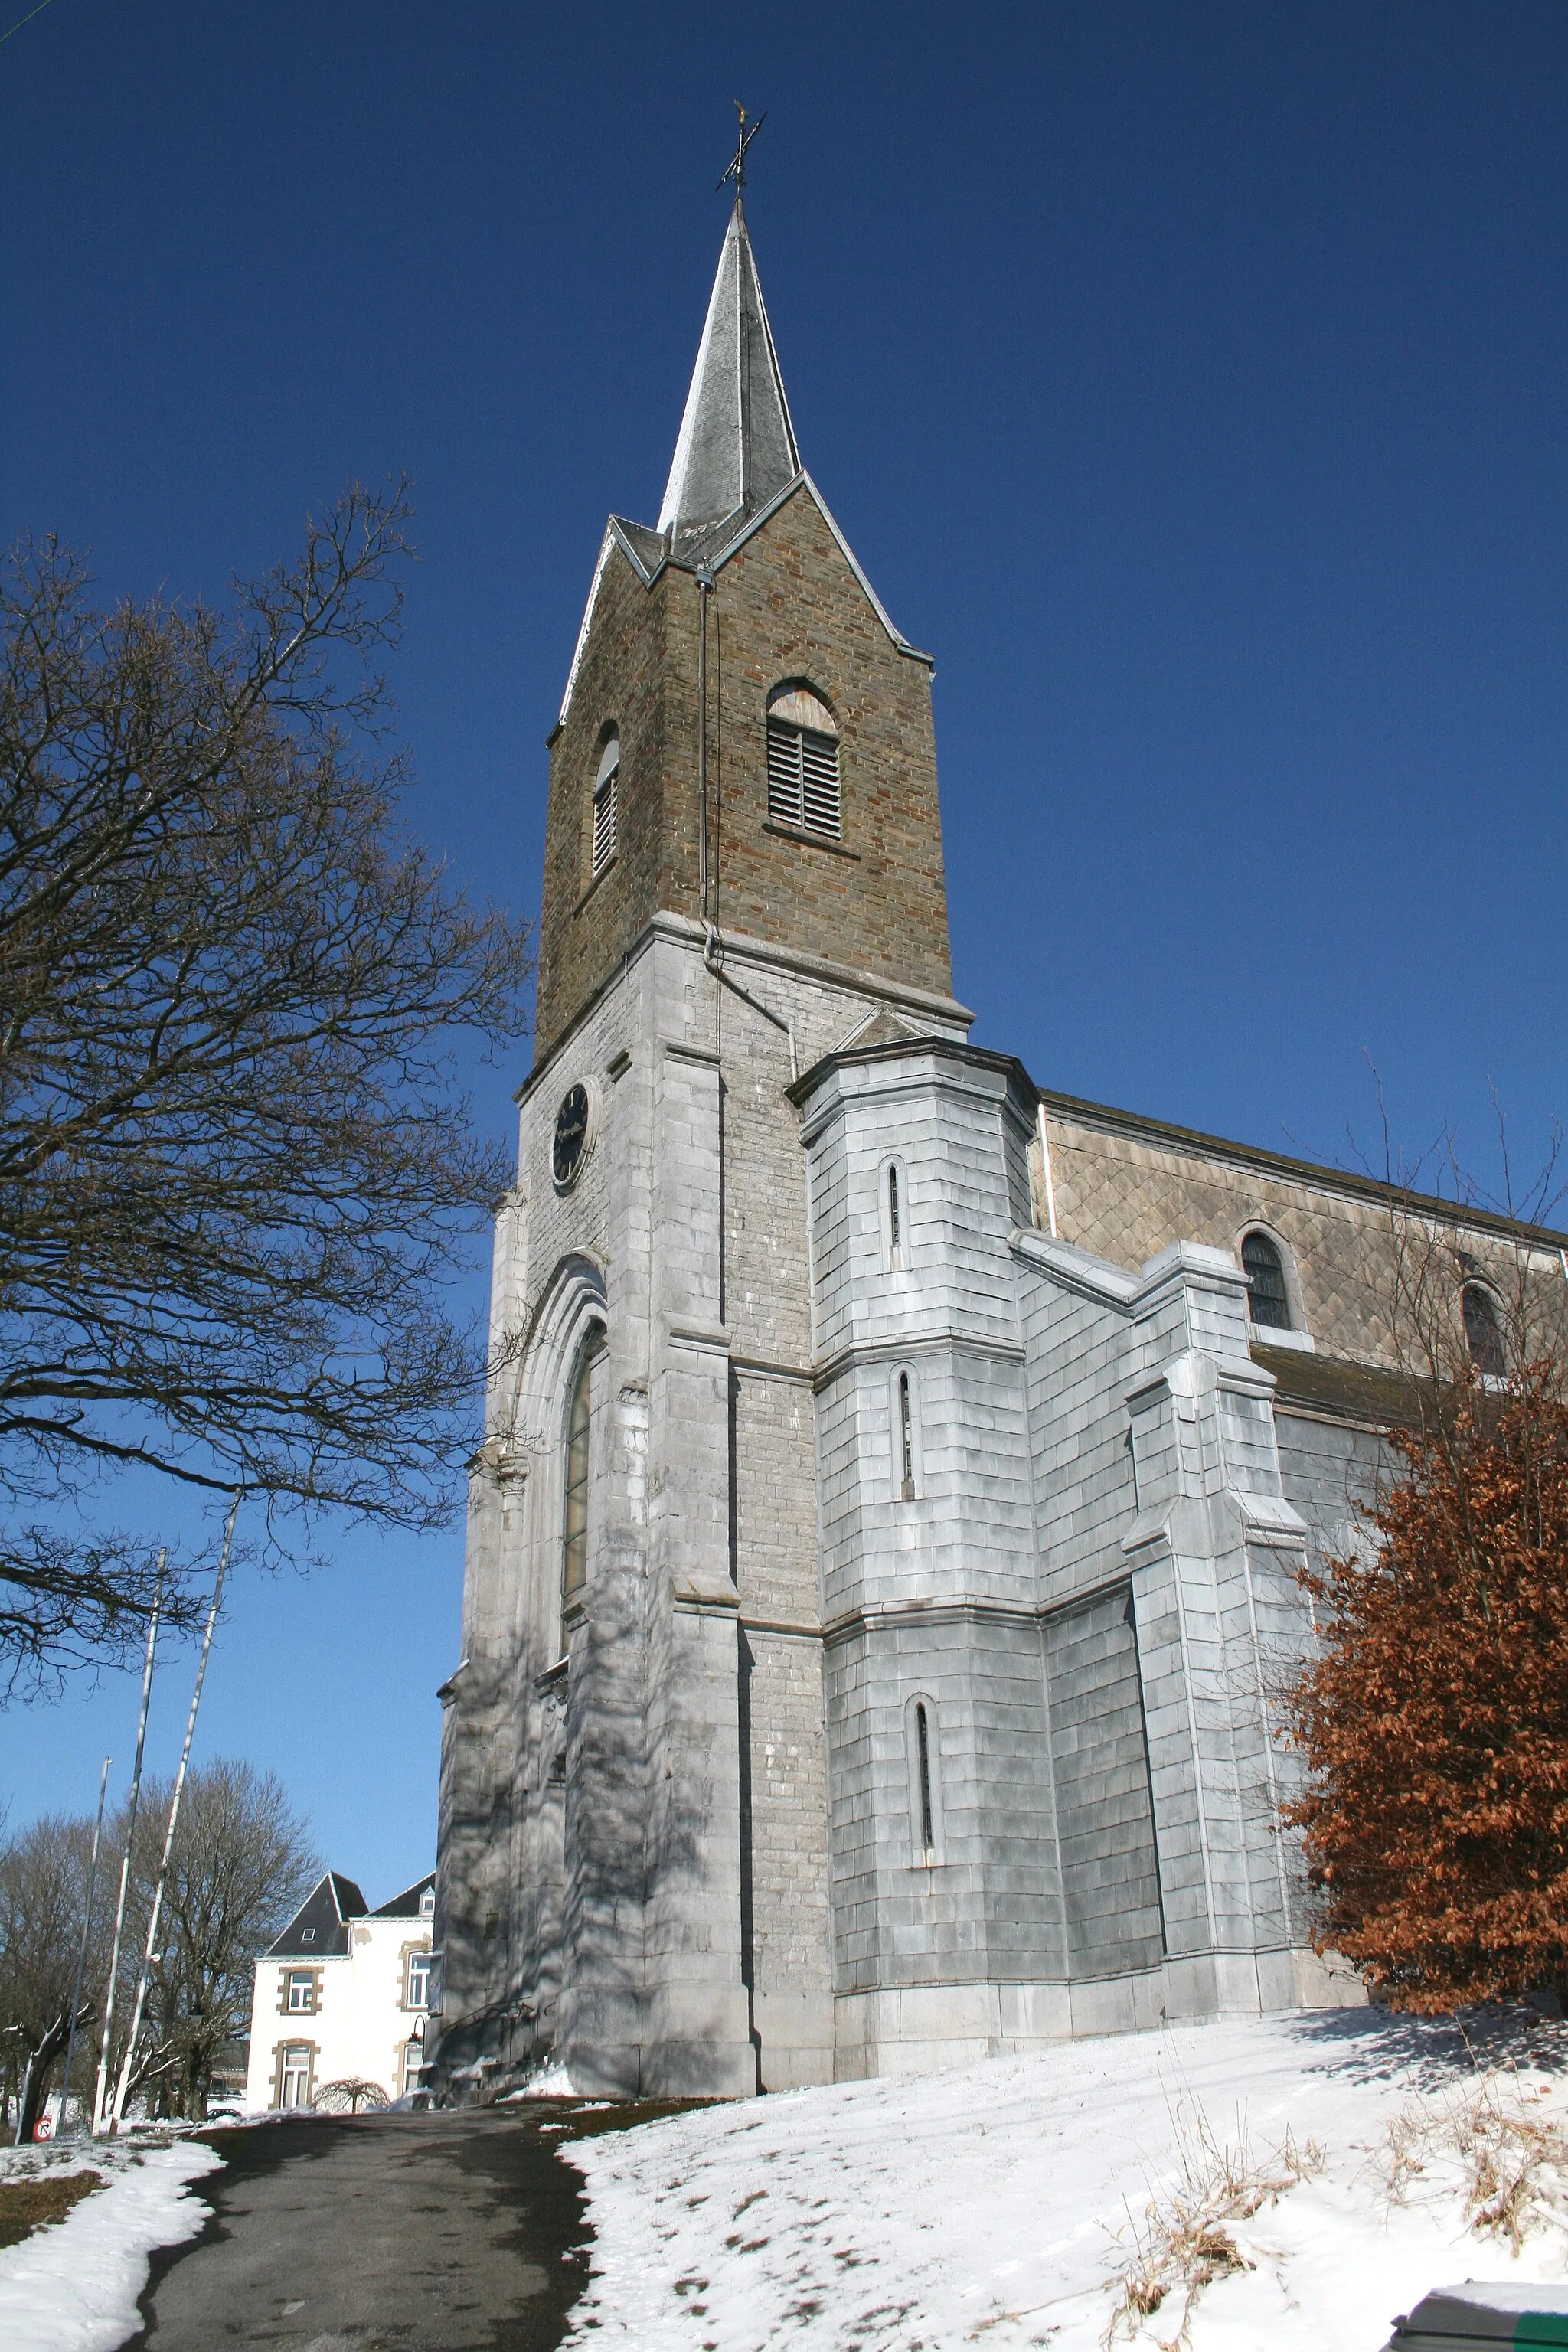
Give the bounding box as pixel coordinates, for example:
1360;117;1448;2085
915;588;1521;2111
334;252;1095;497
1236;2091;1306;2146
0;2137;221;2352
564;2009;1568;2351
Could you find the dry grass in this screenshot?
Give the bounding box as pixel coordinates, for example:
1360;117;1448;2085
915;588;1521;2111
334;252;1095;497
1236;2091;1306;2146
1378;2069;1568;2256
1105;2109;1324;2351
0;2168;103;2250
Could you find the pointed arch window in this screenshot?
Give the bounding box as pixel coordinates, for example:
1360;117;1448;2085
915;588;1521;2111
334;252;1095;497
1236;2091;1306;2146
915;1703;935;1851
1242;1230;1292;1331
592;731;619;878
904;1691;944;1866
897;1369;916;1502
1462;1282;1506;1377
562;1345;596;1609
880;1155;907;1272
766;684;840;838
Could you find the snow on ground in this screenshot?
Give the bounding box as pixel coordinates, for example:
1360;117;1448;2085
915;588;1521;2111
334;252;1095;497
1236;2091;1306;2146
564;2007;1568;2352
0;2132;223;2352
498;2059;579;2101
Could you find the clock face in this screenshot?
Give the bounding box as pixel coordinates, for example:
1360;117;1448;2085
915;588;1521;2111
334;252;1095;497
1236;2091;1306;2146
552;1083;591;1187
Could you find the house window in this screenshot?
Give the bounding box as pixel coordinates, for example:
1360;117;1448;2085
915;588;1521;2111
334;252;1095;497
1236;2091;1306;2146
1462;1283;1506;1377
279;2045;312;2109
420;1888;435;1919
285;1971;315;2014
406;1951;432;2010
898;1370;916;1503
562;1343;596;1609
299;1927;315;1944
766;684;841;838
1242;1230;1292;1331
402;2042;425;2096
888;1164;902;1266
592;730;619;877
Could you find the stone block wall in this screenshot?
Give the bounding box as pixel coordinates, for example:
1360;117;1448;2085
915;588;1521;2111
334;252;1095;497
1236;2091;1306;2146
1037;1094;1557;1370
1043;1585;1164;1979
437;910;978;2100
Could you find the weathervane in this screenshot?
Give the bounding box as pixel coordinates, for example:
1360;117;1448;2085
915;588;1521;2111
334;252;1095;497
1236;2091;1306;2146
717;100;766;195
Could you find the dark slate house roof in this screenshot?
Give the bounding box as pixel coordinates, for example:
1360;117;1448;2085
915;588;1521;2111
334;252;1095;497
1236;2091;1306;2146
370;1872;436;1920
264;1870;368;1960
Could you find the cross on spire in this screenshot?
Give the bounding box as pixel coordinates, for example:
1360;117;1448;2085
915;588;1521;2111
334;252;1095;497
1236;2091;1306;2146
717;101;766;195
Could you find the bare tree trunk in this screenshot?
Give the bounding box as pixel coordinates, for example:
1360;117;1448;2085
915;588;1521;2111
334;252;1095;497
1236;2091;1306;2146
15;2010;74;2146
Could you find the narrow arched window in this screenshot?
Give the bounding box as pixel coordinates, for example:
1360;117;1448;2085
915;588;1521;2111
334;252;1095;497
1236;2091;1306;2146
1462;1283;1506;1377
562;1349;593;1608
766;684;840;839
898;1370;916;1502
592;731;619;877
906;1691;942;1865
887;1163;902;1267
915;1702;935;1854
1242;1230;1292;1331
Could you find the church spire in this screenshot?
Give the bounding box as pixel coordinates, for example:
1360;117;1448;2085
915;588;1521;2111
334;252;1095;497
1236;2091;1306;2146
657;194;801;541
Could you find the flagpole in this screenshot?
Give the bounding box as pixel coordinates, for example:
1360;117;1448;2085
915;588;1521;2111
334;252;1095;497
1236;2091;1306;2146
110;1498;238;2132
93;1555;163;2135
57;1753;110;2137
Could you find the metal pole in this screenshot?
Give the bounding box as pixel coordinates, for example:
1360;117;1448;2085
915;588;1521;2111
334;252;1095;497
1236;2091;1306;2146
697;572;711;920
57;1753;110;2138
93;1555;163;2135
111;1498;237;2132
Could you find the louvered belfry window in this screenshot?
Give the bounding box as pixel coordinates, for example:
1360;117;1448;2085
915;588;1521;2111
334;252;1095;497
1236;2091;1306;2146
591;730;619;877
766;684;841;839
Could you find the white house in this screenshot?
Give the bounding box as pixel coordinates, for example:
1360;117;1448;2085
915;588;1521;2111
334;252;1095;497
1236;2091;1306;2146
244;1868;435;2112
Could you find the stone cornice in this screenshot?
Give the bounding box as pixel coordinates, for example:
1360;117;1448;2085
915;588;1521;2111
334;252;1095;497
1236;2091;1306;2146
517;913;973;1110
811;1328;1025;1392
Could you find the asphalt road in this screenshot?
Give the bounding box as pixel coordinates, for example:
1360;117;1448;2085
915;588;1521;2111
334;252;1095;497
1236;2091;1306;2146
118;2105;665;2352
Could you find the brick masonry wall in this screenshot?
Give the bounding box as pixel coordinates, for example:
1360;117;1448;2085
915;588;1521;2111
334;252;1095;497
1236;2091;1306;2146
707;488;951;1006
537;485;954;1061
536;543;671;1060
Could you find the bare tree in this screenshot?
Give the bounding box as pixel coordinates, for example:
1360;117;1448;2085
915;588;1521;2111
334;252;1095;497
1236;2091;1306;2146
1369;1103;1568;1436
0;485;532;1689
315;2077;390;2114
0;1811;100;2140
121;1759;318;2120
0;1758;317;2128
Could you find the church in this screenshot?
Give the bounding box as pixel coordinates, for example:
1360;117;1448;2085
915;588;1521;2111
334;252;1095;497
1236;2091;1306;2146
426;186;1547;2099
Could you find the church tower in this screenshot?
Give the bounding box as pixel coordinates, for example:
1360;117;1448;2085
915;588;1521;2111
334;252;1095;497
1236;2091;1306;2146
535;194;954;1058
432;165;1453;2105
432;187;971;2098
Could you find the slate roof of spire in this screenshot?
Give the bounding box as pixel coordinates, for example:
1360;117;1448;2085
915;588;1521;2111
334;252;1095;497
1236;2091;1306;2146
556;193;931;729
656;196;800;553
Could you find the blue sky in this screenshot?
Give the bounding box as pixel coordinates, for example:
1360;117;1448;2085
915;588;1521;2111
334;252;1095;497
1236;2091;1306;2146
2;2;1564;1894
